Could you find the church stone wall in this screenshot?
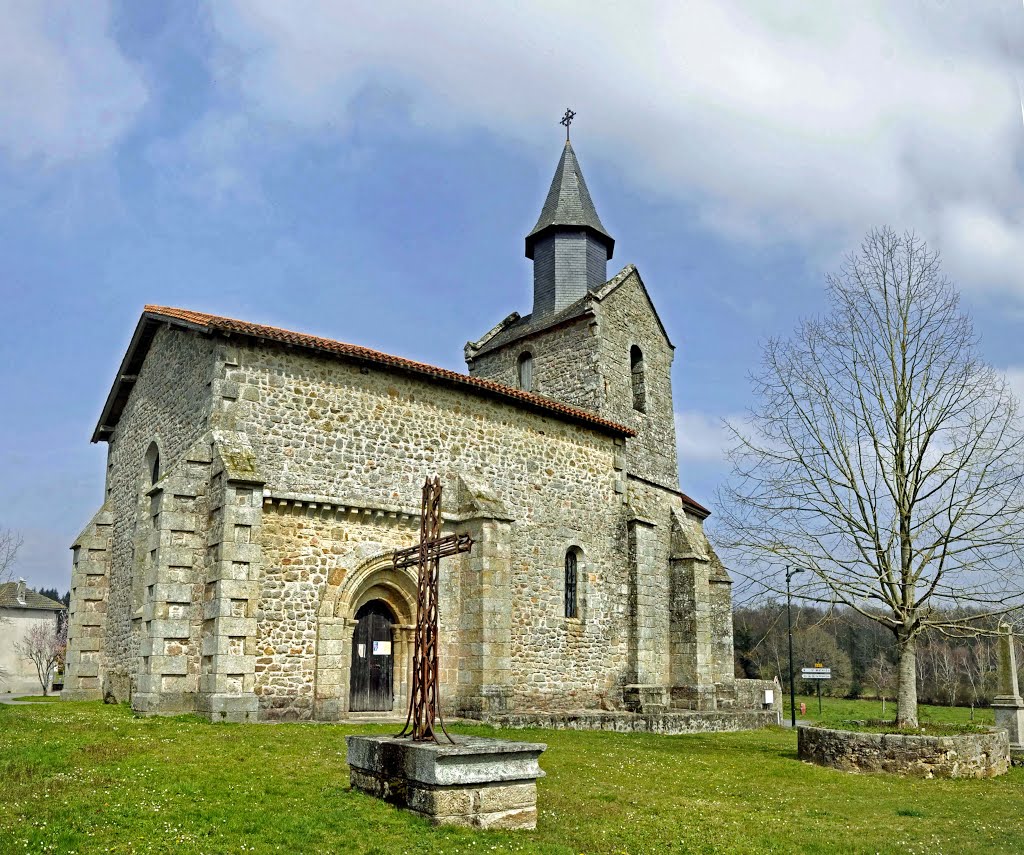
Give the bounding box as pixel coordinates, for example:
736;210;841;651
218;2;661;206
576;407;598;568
468;316;601;412
506;507;627;711
222;340;633;712
224;340;617;522
470;270;679;491
595;272;679;488
99;326;216;697
254;505;433;720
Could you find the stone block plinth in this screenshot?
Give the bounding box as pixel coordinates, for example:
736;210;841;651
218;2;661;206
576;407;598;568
993;697;1024;749
346;734;546;829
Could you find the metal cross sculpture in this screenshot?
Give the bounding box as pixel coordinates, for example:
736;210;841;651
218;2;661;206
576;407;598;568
560;107;576;141
393;476;473;743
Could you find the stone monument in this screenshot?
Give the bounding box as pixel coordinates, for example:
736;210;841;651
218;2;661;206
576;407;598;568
346;477;546;829
992;623;1024;758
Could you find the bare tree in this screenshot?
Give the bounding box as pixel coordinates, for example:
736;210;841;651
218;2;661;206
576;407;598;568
0;526;21;586
718;228;1024;726
0;527;22;687
962;638;991;718
15;621;65;697
865;651;895;716
931;642;961;707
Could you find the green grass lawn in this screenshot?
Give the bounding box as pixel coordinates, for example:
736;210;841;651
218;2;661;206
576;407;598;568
786;694;996;727
12;695;64;703
1;701;1021;855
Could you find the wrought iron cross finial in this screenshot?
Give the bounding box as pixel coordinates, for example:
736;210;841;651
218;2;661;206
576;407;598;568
560;108;576;141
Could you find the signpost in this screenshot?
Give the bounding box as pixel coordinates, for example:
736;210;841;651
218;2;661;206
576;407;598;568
800;664;831;716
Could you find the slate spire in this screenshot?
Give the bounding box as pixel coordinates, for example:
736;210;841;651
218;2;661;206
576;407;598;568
526;139;615;319
525;140;614;260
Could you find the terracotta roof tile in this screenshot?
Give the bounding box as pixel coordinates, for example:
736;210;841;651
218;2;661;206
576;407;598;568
141;306;636;438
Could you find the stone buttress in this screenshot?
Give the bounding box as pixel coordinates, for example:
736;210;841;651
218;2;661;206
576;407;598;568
453;475;515;718
63;507;114;699
132;438;211;715
196;431;263;722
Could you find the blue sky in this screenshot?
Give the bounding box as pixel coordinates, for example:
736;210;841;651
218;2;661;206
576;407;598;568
1;1;1023;591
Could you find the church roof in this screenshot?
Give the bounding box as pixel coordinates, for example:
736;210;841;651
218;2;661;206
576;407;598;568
93;306;637;442
525;140;614;260
467;264;673;360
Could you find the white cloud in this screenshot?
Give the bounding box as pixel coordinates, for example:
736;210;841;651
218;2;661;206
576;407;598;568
0;2;147;165
676;410;736;464
146;112;262;207
201;1;1024;296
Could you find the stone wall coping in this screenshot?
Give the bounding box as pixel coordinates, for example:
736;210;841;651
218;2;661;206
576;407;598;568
483;709;780;733
802;723;1003;743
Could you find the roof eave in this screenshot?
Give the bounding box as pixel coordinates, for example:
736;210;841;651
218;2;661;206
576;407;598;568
91;311;213;443
525;224;614;260
95;307;636;442
681;494;711;520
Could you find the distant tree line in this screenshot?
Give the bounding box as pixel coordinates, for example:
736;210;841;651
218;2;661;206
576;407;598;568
35;588;70;607
734;603;1021;710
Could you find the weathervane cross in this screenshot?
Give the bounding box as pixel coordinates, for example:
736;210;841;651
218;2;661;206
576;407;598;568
560;107;576;141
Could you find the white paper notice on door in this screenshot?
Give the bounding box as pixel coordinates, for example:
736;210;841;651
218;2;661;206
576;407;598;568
357;644;366;658
372;641;391;656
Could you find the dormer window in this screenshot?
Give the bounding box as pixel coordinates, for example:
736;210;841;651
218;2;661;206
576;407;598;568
517;352;534;392
630;346;646;413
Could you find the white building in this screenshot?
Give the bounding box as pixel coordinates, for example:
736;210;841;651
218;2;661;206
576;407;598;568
0;580;65;695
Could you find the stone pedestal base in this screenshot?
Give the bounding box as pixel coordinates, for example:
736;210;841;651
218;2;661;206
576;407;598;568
993;696;1024;749
346;734;546;829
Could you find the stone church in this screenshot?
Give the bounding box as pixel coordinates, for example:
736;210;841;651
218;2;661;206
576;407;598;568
63;136;778;726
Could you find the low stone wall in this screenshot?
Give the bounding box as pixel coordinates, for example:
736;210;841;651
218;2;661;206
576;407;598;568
485;709;780;734
731;678;781;712
798;725;1009;778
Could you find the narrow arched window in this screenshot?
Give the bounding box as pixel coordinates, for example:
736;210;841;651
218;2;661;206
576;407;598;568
564;548;579;619
517;351;534;392
145;442;161;485
630;345;646;413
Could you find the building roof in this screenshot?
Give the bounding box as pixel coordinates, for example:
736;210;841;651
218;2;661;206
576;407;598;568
525;140;614;260
467;297;595;361
93;306;637;443
466;264;673;360
0;583;64;611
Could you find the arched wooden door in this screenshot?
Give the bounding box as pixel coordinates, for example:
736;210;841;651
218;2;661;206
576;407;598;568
349;600;395;712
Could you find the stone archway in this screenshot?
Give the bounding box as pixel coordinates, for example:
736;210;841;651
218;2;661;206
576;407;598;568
313;554;417;720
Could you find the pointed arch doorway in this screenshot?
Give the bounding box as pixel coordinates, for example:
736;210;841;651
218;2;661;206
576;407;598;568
349;600;396;712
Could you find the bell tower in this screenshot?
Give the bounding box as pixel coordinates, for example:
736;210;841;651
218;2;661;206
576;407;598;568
525;112;614;319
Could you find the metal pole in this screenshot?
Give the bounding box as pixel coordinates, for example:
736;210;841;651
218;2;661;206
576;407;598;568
817;679;822;717
786;566;797;728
